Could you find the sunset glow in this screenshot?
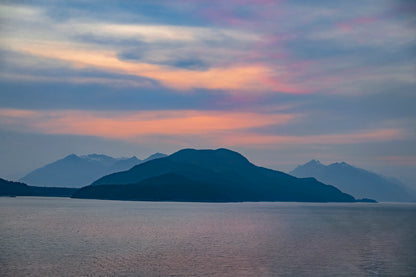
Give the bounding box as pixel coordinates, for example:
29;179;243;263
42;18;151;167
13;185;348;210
0;0;415;184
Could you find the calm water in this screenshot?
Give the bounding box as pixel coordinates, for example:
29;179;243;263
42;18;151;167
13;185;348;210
0;197;415;276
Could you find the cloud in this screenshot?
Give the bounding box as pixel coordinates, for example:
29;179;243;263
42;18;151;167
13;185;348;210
337;16;378;32
0;3;304;93
377;155;416;166
73;22;259;43
316;22;414;49
0;109;296;140
0;71;157;88
3;2;414;96
3;38;302;92
0;109;406;148
0;1;415;185
220;128;405;147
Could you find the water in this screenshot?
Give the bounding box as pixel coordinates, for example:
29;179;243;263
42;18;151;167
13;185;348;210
0;197;415;276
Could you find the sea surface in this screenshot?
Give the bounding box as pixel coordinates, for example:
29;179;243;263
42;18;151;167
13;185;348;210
0;197;415;276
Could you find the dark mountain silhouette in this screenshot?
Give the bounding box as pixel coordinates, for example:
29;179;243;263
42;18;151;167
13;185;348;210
72;148;357;202
290;160;415;202
0;178;76;197
20;153;166;188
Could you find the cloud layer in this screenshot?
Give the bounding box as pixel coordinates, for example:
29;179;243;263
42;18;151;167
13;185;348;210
0;0;415;184
0;108;407;147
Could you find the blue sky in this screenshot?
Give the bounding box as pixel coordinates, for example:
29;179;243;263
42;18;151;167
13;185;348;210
0;0;415;187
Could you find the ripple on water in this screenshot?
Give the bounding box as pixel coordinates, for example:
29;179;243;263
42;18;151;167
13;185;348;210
0;198;415;276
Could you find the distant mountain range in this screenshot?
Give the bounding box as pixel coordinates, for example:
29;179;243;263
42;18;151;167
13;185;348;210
0;178;76;197
290;160;415;202
72;148;359;203
20;153;167;188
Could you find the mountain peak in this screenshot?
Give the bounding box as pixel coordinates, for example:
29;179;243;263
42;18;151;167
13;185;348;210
291;160;415;202
79;148;356;203
20;153;147;187
82;154;114;161
64;154;80;160
331;161;352;168
143;153;167;162
305;159;322;166
125;156;140;161
170;148;251;165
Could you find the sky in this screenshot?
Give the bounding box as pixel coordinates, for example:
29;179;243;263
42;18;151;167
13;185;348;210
0;0;415;187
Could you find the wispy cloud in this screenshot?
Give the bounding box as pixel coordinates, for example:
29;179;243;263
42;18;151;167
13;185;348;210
2;3;297;92
2;2;414;95
0;109;406;147
5;39;295;92
69;22;260;43
220;129;406;147
0;109;296;140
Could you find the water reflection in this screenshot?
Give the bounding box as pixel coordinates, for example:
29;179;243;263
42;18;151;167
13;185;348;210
1;198;415;276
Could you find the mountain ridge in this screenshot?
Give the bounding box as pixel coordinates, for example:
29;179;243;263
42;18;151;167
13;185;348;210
290;160;415;202
20;153;166;188
75;148;357;203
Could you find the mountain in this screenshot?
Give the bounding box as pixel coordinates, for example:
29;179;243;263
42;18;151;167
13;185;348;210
143;153;167;162
72;148;356;202
20;153;165;188
0;178;76;197
290;160;415;202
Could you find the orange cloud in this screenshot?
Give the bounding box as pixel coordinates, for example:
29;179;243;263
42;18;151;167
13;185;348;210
0;109;405;147
6;39;301;93
0;109;37;118
0;109;295;140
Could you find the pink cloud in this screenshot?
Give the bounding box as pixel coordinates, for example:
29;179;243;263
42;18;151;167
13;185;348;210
0;109;296;140
337;16;378;32
0;109;405;147
7;40;303;93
